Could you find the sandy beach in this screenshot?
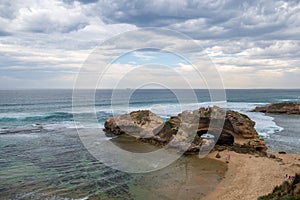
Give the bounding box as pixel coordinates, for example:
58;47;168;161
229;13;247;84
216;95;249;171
204;151;300;200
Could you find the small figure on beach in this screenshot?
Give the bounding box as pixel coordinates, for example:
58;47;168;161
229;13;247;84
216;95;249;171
285;174;288;179
225;154;230;161
288;176;295;182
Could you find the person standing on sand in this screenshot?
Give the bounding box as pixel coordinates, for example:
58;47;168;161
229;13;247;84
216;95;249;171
225;154;230;161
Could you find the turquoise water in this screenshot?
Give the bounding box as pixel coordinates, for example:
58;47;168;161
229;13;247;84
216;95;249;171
0;129;226;199
0;129;132;199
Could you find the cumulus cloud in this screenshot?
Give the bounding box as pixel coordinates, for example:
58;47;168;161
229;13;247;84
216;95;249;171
0;0;136;48
1;1;84;33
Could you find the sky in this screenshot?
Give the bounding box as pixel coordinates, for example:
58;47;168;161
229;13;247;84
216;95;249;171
0;0;300;89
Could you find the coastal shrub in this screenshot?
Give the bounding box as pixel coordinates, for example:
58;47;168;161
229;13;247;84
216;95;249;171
194;134;200;141
282;196;300;200
203;109;212;117
240;113;250;120
136;113;143;123
165;120;173;128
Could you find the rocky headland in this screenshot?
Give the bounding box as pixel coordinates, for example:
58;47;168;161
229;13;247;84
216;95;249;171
252;102;300;114
104;106;267;155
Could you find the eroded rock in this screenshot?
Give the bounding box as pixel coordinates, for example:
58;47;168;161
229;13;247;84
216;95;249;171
104;106;267;154
104;110;164;138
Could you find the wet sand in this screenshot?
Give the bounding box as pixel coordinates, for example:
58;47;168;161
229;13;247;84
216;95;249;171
204;151;300;200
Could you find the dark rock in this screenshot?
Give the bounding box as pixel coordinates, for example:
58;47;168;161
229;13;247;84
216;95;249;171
252;102;300;114
269;154;276;159
214;145;227;151
278;151;287;154
215;153;221;158
216;132;234;146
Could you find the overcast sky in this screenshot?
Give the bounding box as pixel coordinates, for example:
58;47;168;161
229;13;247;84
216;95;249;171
0;0;300;89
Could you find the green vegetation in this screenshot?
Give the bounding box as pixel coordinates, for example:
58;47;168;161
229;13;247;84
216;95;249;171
165;120;173;129
136;113;143;123
240;113;250;120
194;134;200;141
204;109;212;117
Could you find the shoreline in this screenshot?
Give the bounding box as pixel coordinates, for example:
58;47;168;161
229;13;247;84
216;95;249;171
204;150;300;200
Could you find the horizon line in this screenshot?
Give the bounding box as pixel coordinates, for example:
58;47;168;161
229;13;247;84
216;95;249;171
0;88;300;90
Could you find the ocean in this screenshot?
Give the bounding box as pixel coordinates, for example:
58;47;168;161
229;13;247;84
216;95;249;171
0;89;299;199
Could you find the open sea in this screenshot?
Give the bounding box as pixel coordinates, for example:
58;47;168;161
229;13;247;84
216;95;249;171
0;89;299;199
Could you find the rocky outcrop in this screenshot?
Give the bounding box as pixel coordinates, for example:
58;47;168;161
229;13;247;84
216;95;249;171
252;102;300;114
104;110;164;137
104;107;267;154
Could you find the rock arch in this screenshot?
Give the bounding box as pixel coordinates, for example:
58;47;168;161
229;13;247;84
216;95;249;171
197;128;235;146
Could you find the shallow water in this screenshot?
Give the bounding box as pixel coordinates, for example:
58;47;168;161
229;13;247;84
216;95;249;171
0;129;226;199
129;156;226;200
0;129;132;199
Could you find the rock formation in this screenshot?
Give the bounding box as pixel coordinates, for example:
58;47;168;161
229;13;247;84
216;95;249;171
252;102;300;114
104;106;267;154
104;110;164;137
